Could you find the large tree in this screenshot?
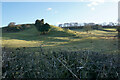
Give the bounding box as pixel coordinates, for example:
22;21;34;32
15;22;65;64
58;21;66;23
35;19;51;34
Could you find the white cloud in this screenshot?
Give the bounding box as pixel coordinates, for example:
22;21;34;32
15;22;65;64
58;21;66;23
87;0;118;10
87;0;105;10
87;2;98;7
47;8;52;11
87;0;104;7
91;1;98;6
91;7;95;11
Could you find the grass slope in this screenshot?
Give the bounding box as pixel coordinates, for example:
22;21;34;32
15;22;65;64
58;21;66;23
2;25;77;48
2;25;118;54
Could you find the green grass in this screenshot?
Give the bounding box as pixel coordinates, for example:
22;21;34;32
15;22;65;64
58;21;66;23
2;26;119;79
2;25;118;54
2;25;77;48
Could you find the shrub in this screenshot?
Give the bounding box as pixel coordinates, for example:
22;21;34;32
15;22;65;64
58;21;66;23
117;26;120;38
8;22;16;27
2;48;120;79
43;23;51;33
2;23;33;32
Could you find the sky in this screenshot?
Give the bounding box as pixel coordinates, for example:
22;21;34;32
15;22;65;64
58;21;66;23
1;1;118;27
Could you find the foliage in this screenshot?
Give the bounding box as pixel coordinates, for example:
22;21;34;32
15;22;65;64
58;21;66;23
117;26;120;32
44;23;51;33
97;25;103;29
35;19;51;34
93;24;102;30
2;24;33;32
2;48;120;79
83;25;92;33
117;26;120;38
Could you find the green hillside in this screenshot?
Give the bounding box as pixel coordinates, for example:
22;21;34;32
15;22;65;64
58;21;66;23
2;24;119;79
2;24;118;53
2;25;77;39
2;25;79;48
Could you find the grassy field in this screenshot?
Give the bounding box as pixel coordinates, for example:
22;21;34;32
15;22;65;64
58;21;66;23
2;25;120;79
2;25;118;53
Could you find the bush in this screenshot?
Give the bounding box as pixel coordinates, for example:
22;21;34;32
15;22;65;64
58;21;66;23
43;23;51;33
35;19;51;34
2;24;33;33
2;48;120;79
8;22;16;27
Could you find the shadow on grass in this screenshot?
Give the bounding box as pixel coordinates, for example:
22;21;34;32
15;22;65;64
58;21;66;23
98;28;117;32
2;27;77;41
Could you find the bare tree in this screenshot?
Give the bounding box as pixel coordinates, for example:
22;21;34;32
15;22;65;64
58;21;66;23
64;23;69;27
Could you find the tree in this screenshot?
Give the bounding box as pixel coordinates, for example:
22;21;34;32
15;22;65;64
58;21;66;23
98;25;102;30
83;24;92;33
35;19;51;34
44;23;50;32
35;19;44;31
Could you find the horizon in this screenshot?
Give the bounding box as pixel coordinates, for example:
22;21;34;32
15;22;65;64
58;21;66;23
2;2;118;27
